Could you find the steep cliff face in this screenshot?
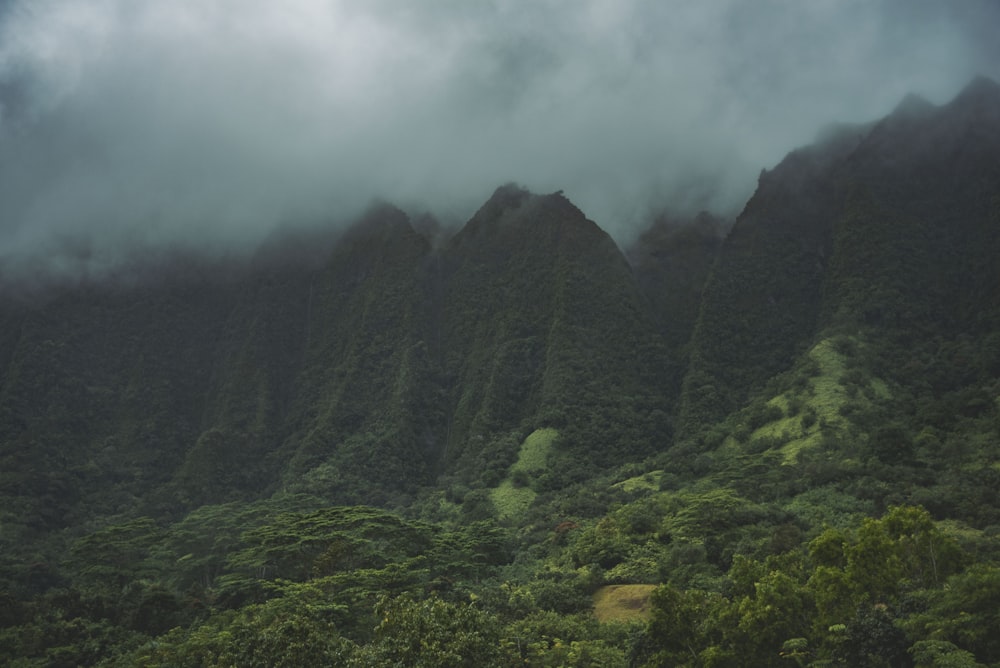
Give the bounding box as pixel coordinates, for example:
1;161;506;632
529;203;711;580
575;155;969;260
0;206;438;525
179;205;442;507
1;76;997;544
439;185;673;485
627;212;725;364
821;76;1000;335
0;186;679;528
678;76;1000;435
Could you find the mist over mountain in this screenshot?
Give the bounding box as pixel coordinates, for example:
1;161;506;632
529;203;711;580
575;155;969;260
1;0;998;277
2;73;1000;666
2;75;997;514
679;73;1000;433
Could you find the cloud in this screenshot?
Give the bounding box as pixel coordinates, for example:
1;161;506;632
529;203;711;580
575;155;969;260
0;0;997;271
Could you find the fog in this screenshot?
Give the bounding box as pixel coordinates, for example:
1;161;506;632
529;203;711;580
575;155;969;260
0;0;997;275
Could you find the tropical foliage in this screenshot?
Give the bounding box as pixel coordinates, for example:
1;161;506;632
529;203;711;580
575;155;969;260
2;78;999;665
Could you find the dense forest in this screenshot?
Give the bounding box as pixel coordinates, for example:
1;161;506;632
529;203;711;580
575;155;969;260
1;77;999;666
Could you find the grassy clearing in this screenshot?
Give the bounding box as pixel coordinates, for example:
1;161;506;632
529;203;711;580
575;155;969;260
512;428;557;473
490;428;558;520
777;432;826;463
774;339;851;462
744;336;894;463
739;337;862;463
612;470;664;493
807;338;851;420
752;412;806;442
593;584;658;623
491;481;535;520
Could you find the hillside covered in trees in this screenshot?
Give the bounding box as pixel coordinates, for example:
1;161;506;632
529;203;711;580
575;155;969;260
1;77;999;666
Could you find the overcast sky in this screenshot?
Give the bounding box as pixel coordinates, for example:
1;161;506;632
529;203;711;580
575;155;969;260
0;0;998;273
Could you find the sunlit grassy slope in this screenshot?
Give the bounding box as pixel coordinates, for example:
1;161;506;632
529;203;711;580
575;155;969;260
592;584;657;623
490;428;557;520
740;336;891;462
613;470;665;493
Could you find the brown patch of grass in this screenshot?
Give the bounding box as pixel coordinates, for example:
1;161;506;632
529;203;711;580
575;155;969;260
592;584;657;623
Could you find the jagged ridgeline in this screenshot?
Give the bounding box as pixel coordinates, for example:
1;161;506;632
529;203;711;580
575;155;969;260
438;186;673;489
2;76;999;533
678;75;1000;438
0;185;677;530
3;75;1000;667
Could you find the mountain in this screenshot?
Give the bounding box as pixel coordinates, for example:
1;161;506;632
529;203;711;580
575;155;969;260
627;211;725;361
2;76;998;533
2;76;1000;666
0;184;678;535
678;74;1000;437
438;185;672;488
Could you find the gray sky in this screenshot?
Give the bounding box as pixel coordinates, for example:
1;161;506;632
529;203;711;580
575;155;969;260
0;0;997;272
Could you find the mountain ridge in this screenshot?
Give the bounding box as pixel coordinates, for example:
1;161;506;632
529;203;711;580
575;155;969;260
676;74;1000;435
3;75;1000;667
2;76;997;515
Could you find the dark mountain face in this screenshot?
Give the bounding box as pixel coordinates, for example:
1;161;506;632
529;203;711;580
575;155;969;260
678;75;1000;435
0;185;676;531
0;206;435;530
4;76;1000;668
439;186;673;485
627;212;725;356
1;75;998;562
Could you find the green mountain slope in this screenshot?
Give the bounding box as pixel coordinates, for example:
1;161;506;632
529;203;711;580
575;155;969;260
263;205;441;507
0;186;681;534
627;211;725;369
2;77;1000;667
438;185;673;490
679;75;1000;439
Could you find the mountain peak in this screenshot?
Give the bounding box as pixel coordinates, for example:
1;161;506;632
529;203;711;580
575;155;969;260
337;200;418;245
480;182;532;216
891;92;935;119
462;183;587;237
958;73;1000;96
950;74;1000;111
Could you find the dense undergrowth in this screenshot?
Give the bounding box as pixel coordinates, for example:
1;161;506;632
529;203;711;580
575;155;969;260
2;78;1000;666
2;322;998;666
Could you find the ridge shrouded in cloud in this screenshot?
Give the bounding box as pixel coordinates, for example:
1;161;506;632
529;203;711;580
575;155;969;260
0;0;997;272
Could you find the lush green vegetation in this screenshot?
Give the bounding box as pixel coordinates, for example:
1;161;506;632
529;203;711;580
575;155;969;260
3;475;998;665
2;79;1000;665
489;428;555;521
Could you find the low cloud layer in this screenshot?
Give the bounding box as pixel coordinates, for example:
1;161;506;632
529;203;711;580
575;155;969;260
1;0;997;273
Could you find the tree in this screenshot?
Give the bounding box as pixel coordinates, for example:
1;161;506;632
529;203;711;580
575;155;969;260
732;569;814;665
641;584;732;666
910;640;985;668
835;604;911;668
352;594;508;667
908;565;1000;664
